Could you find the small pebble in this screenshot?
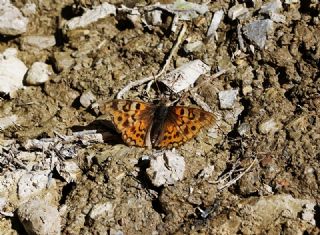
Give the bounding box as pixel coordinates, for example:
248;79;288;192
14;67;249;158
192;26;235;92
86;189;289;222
260;0;282;15
238;123;251;136
218;89;239;109
183;40;203;53
228;4;249;20
301;203;316;225
243;19;273;49
88;202;114;220
258;118;282;134
80;90;96;108
20;35;56;51
25;62;51;85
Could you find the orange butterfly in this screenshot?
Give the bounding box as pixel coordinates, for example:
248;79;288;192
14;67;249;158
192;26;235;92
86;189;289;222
100;99;215;149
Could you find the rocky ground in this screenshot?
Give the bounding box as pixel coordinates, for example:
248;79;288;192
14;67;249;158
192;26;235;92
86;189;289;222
0;0;319;234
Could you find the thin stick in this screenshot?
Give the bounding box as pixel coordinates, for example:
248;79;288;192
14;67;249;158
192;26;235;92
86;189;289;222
117;23;187;99
217;157;257;191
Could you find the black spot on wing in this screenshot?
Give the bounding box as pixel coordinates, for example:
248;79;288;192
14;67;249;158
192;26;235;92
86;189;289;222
123;120;129;127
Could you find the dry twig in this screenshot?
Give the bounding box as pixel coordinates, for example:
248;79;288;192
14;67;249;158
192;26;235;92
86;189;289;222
217;157;257;191
208;157;257;191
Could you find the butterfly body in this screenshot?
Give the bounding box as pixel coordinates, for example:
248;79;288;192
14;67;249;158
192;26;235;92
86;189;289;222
100;99;215;149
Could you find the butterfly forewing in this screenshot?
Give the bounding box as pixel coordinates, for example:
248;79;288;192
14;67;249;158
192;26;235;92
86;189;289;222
155;106;215;148
101;100;156;147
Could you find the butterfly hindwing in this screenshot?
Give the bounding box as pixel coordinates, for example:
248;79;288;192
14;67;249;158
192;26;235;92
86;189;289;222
100;99;155;147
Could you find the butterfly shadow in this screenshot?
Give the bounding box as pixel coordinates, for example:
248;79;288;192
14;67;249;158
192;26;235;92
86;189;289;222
70;119;125;146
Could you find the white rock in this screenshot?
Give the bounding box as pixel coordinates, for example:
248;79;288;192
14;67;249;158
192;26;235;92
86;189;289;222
207;9;224;38
17;199;61;235
161;60;210;93
17;171;55;200
228;4;249;20
183;40;203;53
21;35;56;51
25;62;51;85
260;0;286;23
65;2;116;30
0;1;28;35
260;0;282;14
270;13;286;23
301;203;316;225
146;9;162;25
258;118;283;134
0;48;27;96
145;0;209;21
198;165;215;179
218;89;239;109
0;115;17;130
146;150;185;187
80;90;96;108
88;202;114;219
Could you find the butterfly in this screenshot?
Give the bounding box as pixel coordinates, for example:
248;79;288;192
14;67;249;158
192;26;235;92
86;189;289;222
99;99;215;149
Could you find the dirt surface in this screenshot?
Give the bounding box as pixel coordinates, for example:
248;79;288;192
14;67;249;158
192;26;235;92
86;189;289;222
0;0;320;234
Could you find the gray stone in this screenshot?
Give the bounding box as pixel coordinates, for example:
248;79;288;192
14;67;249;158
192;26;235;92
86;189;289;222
243;19;273;49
